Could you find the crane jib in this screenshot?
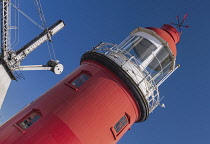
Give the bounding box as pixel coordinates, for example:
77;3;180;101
8;20;65;70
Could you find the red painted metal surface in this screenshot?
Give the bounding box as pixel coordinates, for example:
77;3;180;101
146;24;180;57
0;60;139;144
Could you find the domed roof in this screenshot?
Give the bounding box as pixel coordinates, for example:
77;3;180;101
146;24;180;57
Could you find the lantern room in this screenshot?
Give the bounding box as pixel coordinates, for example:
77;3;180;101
90;24;180;114
118;24;180;84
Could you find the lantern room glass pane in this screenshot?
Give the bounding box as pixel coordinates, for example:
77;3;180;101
120;35;141;52
130;38;157;62
118;35;173;84
147;46;172;83
148;47;171;71
121;36;157;63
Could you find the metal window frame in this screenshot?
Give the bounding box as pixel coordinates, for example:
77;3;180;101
14;109;42;133
111;113;130;140
65;70;91;91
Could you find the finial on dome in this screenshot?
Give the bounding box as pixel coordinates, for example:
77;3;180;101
170;13;189;34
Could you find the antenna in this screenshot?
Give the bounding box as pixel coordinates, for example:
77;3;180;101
170;13;190;34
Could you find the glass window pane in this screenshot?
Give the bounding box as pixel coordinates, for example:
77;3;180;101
148;47;171;72
114;115;128;134
114;122;121;129
82;75;90;81
115;127;122;133
146;47;172;84
121;36;141;52
31;115;41;123
134;38;157;61
71;73;90;87
129;38;157;63
148;48;169;70
19;112;41;129
121;120;128;127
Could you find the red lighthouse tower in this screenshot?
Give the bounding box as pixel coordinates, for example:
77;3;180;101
0;23;181;143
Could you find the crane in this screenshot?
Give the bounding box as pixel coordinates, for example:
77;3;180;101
0;0;65;108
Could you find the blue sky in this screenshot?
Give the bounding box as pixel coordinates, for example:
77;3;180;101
1;0;210;143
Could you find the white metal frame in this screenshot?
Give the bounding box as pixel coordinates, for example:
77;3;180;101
92;42;179;113
1;0;10;60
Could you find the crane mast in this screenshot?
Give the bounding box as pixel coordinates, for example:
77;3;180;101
1;0;10;60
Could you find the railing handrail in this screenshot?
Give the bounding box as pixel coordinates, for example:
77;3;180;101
91;42;164;113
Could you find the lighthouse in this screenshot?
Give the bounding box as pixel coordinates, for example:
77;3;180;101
0;23;181;143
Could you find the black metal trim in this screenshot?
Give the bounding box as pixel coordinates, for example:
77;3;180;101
80;52;149;122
